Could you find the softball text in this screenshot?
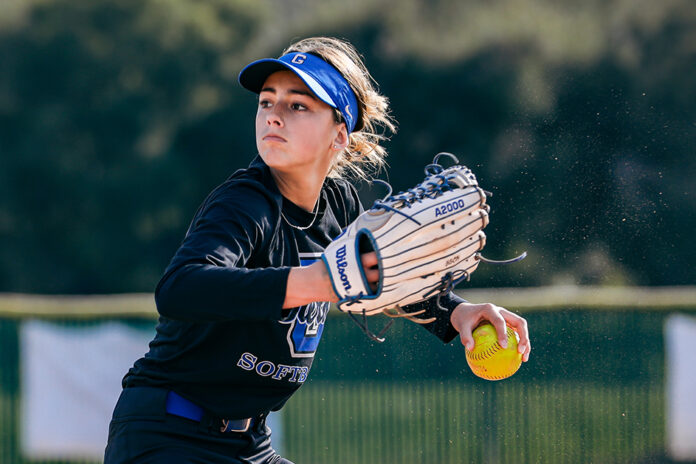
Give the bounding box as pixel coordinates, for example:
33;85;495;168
236;352;309;383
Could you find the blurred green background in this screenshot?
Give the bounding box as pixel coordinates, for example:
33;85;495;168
1;1;695;463
1;0;694;294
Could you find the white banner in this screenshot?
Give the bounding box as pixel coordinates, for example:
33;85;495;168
20;320;153;460
665;313;696;461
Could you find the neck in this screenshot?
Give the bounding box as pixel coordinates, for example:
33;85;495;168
270;169;325;212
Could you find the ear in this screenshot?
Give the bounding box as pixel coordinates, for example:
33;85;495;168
331;124;349;151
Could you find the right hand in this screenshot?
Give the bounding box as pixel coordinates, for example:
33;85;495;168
450;302;531;362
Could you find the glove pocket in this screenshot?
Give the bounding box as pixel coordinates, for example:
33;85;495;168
381;234;483;283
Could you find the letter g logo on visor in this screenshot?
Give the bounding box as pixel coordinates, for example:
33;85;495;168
290;54;306;65
238;52;360;132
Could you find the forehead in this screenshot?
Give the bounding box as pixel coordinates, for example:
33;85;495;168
260;70;312;94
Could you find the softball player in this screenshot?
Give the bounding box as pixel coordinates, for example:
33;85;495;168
104;36;531;464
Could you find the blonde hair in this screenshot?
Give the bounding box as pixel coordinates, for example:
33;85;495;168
282;37;396;180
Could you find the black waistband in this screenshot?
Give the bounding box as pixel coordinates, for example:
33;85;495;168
166;391;254;432
114;387;264;434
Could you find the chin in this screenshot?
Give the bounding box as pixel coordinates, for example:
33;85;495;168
258;146;284;162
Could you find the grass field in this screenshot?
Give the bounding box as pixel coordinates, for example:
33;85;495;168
283;380;665;464
0;379;670;464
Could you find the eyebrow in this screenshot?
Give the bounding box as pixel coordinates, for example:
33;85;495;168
260;86;317;100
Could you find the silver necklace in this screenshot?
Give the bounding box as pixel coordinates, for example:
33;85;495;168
281;200;320;231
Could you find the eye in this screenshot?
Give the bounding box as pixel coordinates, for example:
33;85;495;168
259;99;272;108
291;102;307;111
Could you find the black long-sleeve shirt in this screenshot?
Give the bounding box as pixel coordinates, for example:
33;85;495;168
123;156;462;418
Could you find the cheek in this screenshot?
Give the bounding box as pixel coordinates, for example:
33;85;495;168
305;118;338;149
255;112;264;137
303;129;333;155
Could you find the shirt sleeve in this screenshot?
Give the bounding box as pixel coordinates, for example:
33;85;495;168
154;182;291;322
404;292;467;343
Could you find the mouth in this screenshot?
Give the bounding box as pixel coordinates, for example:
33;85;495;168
263;134;286;143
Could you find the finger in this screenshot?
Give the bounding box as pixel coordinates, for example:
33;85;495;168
364;267;379;284
360;252;378;269
460;330;475;351
522;340;531;362
500;309;531;361
485;306;508;349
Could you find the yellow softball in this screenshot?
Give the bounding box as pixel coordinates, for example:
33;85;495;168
465;323;522;381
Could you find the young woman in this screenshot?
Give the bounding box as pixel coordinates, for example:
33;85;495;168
104;36;531;464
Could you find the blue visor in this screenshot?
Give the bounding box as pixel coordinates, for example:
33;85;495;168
239;52;360;132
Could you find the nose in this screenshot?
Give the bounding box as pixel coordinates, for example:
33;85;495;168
265;106;284;127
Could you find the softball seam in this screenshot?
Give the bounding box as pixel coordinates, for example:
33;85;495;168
466;342;502;362
465;327;516;362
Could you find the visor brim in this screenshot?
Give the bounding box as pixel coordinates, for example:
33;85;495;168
238;59;337;110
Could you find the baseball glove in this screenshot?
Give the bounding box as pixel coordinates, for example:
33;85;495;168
321;152;525;341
